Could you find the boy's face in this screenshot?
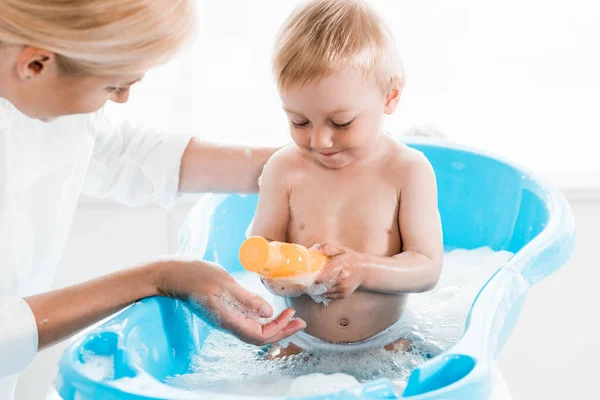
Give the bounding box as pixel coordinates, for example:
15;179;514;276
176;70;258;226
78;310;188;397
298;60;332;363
280;67;400;169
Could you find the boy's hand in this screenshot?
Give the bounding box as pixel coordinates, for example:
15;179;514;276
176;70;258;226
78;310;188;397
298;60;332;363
261;276;307;297
311;243;365;299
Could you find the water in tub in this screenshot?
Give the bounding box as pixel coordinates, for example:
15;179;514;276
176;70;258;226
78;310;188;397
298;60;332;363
165;247;512;397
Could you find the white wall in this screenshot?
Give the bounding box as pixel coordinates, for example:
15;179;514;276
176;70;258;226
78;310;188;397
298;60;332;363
106;0;600;177
14;192;598;400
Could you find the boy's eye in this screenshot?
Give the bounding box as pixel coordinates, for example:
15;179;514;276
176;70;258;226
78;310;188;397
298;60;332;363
292;121;310;128
331;119;354;129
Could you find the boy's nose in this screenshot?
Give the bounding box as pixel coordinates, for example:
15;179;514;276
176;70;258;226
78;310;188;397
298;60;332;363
310;127;334;149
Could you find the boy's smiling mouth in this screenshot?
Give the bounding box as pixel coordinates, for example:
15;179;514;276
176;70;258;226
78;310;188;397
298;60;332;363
316;150;343;157
321;151;340;157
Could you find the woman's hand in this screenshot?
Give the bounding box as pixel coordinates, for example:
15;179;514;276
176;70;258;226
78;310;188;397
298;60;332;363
156;258;306;346
311;243;366;300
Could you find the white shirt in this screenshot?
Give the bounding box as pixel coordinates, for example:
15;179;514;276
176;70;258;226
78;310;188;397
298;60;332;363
0;98;192;399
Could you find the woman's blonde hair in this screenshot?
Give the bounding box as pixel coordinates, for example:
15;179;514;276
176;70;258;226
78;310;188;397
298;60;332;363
0;0;196;76
274;0;405;93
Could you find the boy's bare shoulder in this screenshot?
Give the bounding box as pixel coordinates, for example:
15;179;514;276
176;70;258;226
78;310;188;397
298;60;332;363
264;145;308;173
269;144;305;165
260;145;307;184
382;136;436;188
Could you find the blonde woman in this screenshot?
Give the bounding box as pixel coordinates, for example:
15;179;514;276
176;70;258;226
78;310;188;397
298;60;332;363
0;0;305;396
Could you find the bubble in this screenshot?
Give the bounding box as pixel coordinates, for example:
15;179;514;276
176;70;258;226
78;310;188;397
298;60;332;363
261;272;334;306
217;291;273;324
188;296;222;329
79;351;115;381
166;248;513;396
285;373;359;396
434;285;461;301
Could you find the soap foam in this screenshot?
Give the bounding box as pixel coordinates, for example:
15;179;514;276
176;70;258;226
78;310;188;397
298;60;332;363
79;351;115;381
261;273;334;306
166;247;513;397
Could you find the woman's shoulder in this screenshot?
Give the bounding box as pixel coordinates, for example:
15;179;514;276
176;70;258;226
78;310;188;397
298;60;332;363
0;98;16;129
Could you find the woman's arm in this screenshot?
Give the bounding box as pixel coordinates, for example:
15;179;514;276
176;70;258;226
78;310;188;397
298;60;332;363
179;139;279;194
84;118;278;207
24;259;305;350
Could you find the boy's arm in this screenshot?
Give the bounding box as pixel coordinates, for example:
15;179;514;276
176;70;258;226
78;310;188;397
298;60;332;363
249;153;290;242
315;157;443;296
249;153;300;296
361;157;442;293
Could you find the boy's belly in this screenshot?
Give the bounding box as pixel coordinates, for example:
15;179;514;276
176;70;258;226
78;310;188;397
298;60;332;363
288;291;407;343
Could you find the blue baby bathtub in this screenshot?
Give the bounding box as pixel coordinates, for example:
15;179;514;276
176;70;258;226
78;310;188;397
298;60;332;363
53;137;575;399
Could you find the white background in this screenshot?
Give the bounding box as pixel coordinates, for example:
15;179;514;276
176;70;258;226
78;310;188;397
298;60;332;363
105;0;600;176
13;0;600;398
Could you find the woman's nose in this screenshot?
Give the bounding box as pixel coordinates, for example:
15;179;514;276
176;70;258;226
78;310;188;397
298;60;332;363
310;127;334;149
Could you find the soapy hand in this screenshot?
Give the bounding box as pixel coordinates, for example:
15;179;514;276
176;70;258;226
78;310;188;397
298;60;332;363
260;276;308;297
157;259;306;346
312;243;365;299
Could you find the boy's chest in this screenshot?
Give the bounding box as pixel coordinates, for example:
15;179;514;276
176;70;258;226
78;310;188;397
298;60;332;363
287;170;401;255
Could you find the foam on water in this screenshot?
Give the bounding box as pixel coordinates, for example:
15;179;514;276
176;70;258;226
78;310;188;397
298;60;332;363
79;352;115;381
165;247;513;397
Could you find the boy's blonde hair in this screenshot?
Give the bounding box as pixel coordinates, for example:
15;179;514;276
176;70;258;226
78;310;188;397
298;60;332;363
273;0;405;93
0;0;196;76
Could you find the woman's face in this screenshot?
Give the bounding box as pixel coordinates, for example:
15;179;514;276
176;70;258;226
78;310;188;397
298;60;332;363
1;45;144;121
28;73;144;121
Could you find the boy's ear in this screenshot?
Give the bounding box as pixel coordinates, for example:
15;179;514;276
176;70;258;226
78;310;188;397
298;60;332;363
384;84;402;115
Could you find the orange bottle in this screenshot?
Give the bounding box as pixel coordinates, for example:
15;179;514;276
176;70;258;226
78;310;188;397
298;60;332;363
239;236;329;278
